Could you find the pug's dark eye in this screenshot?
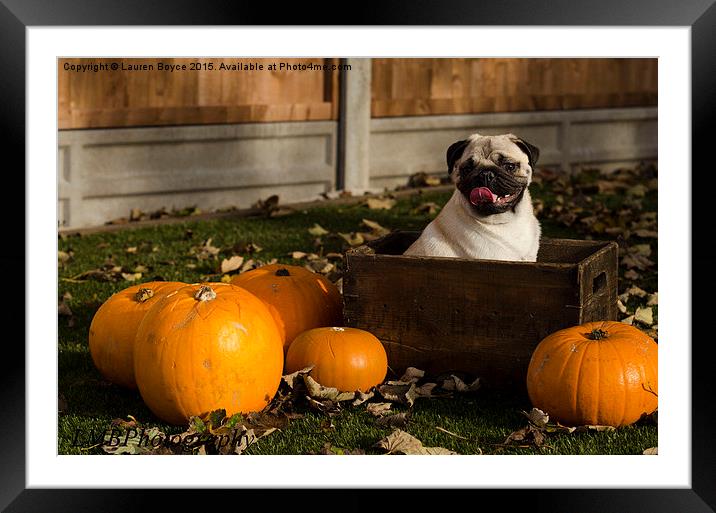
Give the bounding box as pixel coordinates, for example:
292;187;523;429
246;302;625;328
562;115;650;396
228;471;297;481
503;162;517;172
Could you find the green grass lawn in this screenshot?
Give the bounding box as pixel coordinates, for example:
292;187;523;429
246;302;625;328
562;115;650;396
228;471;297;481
58;168;658;455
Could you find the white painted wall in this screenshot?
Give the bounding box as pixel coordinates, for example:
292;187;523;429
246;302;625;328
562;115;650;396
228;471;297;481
369;108;657;190
58;107;656;229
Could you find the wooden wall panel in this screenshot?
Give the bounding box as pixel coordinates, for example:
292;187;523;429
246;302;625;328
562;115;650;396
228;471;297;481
58;58;340;129
59;58;657;129
371;58;657;117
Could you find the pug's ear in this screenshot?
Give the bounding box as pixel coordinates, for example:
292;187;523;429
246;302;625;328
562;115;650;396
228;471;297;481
510;136;540;168
446;139;469;175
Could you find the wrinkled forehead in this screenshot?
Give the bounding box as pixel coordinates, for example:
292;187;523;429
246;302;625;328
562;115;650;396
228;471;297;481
462;134;529;165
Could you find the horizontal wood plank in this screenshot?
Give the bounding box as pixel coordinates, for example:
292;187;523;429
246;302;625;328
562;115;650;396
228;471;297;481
59;58;656;128
371;58;657;118
58;57;340;129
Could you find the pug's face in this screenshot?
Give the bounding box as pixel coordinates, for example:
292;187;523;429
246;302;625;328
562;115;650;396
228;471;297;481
447;133;540;216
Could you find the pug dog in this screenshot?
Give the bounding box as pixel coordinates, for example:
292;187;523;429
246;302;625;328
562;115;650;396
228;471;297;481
404;133;541;261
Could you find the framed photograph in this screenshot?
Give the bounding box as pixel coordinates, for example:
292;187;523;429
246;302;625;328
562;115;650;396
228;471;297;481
6;0;711;510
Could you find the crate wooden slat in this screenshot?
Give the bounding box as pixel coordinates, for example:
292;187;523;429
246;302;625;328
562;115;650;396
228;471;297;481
343;231;618;390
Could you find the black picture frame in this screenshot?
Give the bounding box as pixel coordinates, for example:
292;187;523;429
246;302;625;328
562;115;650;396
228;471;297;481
5;1;711;511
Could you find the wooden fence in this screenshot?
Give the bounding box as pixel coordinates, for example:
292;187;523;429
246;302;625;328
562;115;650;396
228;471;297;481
58;58;656;129
371;58;657;117
58;58;340;129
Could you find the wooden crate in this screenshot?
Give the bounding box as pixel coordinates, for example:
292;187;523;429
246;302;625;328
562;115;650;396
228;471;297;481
343;231;618;390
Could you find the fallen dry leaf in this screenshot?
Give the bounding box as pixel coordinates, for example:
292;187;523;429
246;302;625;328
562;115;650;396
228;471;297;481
58;299;73;317
352;391;374;406
304;258;334;275
121;272;142;282
624;269;641;281
239;259;257;273
366;402;393;417
406;172;443;188
231;241;263;255
573;424;616;433
308;224;329;237
634;306;654;326
503;425;547;448
621;253;655;271
399;367;425;383
378;382;418;407
414;382;440;398
375;429;456;455
304;375;356;402
58;250;73;265
338;232;365;247
361;219;390;237
366;197;396;210
618;286;648;303
617;299;628;314
282;366;314;389
191;238;221;260
375;412;410;428
631;244;652;257
252;195;280;216
440;375;481;393
523;408;550;429
220;255;245;274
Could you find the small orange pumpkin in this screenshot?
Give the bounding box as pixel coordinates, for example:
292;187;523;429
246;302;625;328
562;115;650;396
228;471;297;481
285;327;388;392
134;283;284;425
526;321;658;427
88;281;186;389
231;264;343;351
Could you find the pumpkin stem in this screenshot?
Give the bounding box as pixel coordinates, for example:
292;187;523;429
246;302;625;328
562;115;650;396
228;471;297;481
194;285;217;302
134;288;155;303
275;268;291;277
587;328;609;340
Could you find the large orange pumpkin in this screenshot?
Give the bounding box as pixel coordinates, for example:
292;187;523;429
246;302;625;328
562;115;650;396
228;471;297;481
526;321;658;427
231;264;342;351
88;281;186;389
285;327;388;392
134;283;284;425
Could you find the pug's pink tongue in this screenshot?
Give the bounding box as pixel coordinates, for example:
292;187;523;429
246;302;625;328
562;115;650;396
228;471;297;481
470;187;496;205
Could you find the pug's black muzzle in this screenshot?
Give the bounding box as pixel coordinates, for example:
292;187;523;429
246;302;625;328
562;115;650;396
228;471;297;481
457;164;527;214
